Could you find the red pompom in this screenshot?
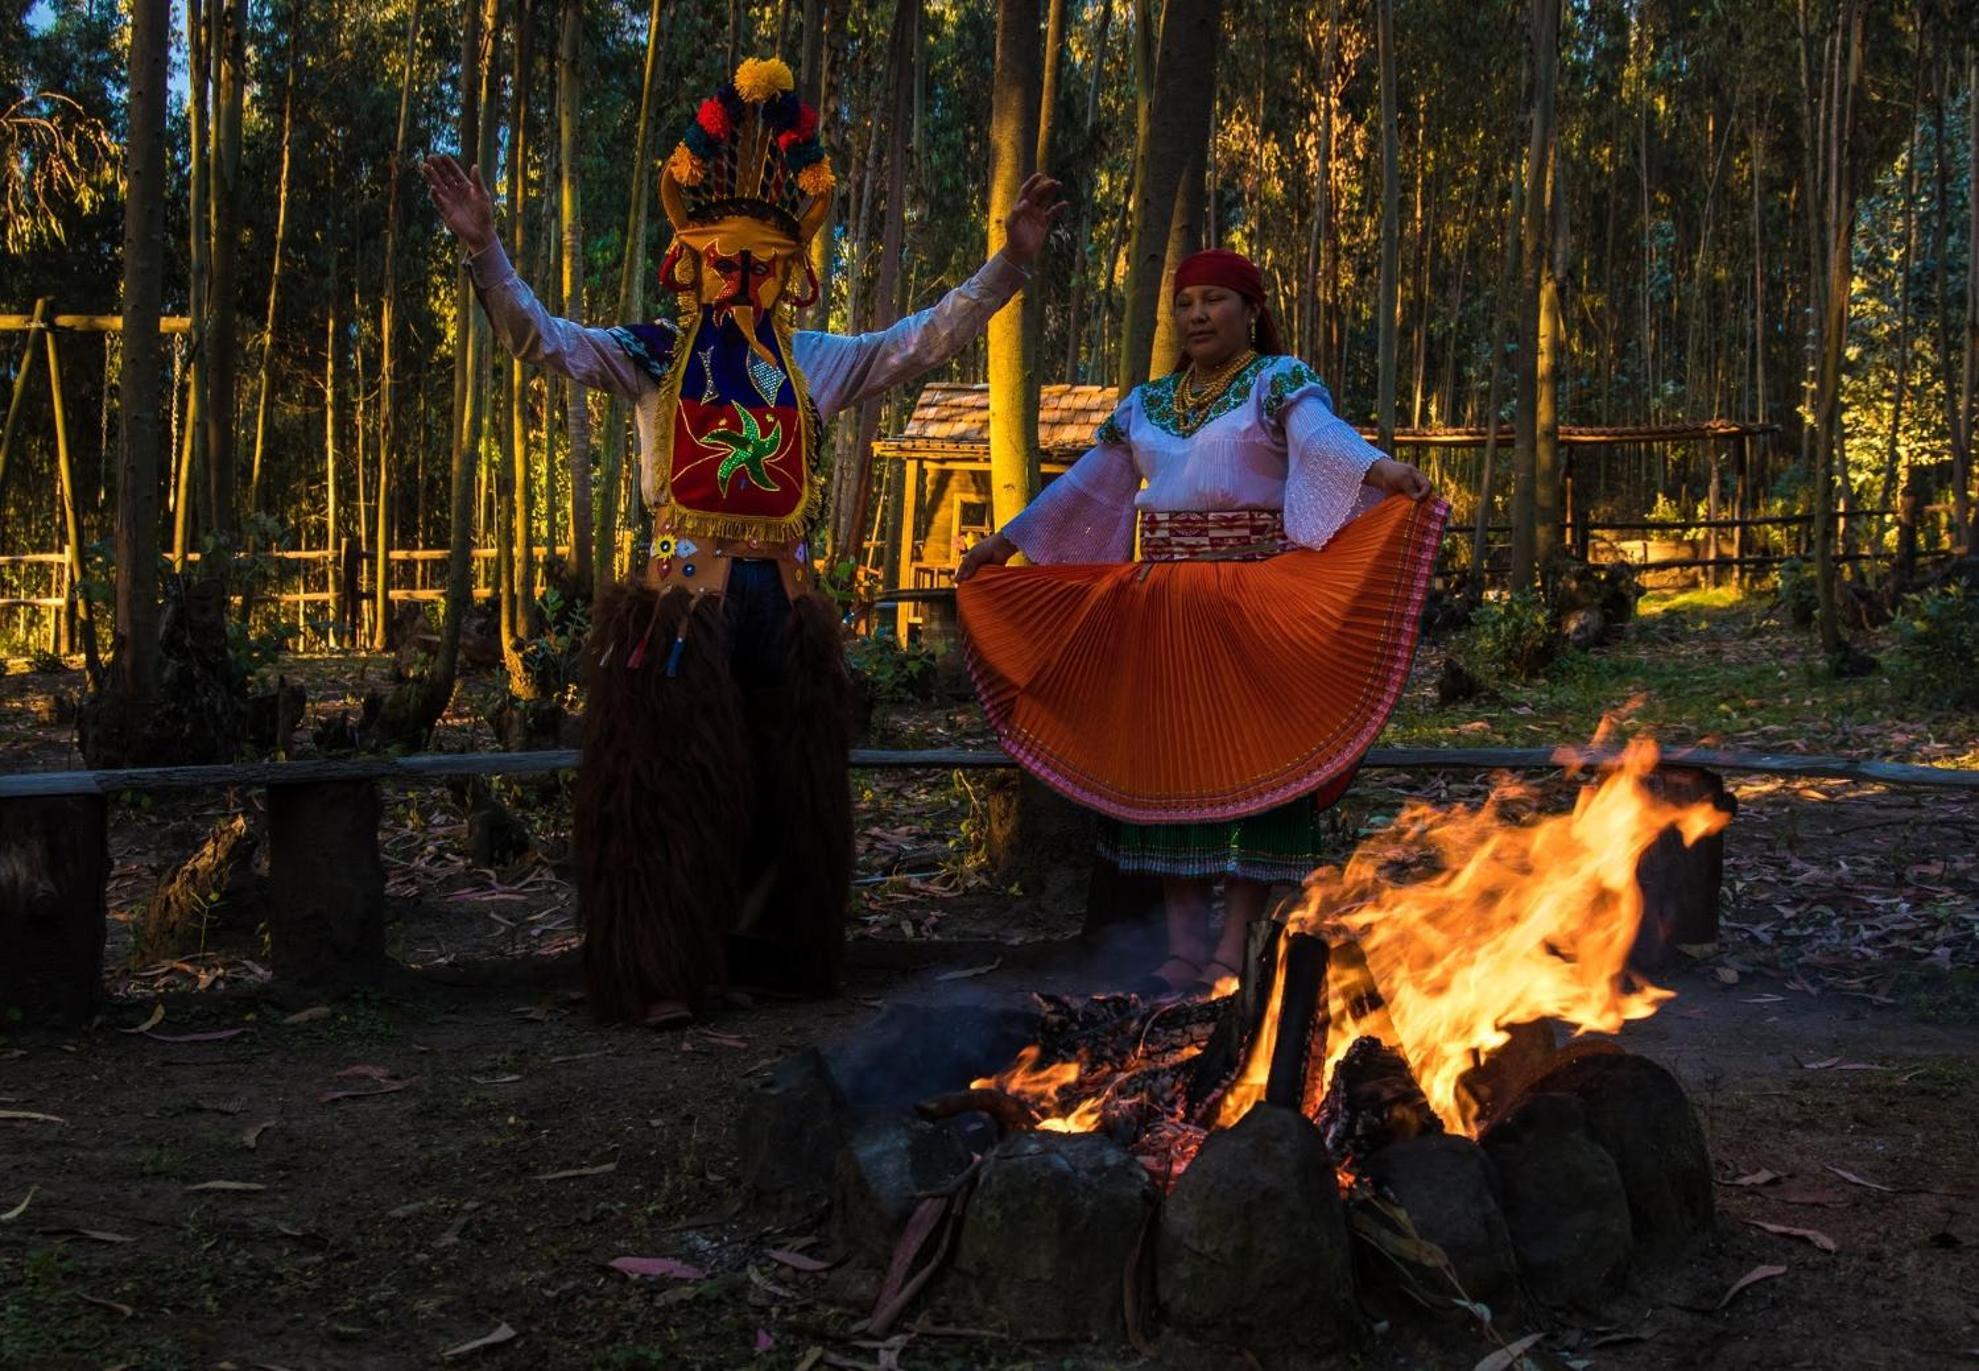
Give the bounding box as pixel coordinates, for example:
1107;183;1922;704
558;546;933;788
777;105;819;152
696;97;731;141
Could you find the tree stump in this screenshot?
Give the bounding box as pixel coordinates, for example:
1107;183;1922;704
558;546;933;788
0;795;107;1028
1631;765;1735;970
136;811;262;962
986;771;1095;914
266;779;384;982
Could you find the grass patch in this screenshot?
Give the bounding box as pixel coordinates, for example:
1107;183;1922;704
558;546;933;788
1637;584;1758;617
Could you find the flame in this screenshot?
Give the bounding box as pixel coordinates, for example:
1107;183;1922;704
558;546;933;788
972;1044;1103;1132
1227;740;1729;1135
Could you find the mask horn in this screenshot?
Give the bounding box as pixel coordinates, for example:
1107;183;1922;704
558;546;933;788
660;172;691;235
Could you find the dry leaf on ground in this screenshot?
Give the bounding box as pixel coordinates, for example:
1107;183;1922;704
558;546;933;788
1744;1218;1839;1252
532;1161;615;1182
186;1180;269;1192
1716;1263;1788;1309
440;1322;517;1359
0;1110;64;1125
1;1187;36;1221
1474;1333;1544;1371
1825;1165;1895;1193
767;1248;838;1273
281;1006;332;1024
241;1120;276;1149
118;1004;165;1034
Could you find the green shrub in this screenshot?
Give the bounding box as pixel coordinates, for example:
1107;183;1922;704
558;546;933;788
1450;590;1559;685
1778;557;1818;629
844;633;935;705
1890;586;1979;709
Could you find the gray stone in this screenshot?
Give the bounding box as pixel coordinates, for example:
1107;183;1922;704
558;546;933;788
1363;1133;1519;1318
735;1048;854;1213
1525;1052;1713;1256
1481;1092;1631;1310
946;1131;1157;1341
824;1002;1040;1114
831;1115;972;1263
1157;1106;1357;1351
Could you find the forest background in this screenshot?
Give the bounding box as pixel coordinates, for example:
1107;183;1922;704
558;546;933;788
2;0;1977;760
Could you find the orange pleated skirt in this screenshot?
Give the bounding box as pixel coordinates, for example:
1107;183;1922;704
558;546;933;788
957;494;1449;824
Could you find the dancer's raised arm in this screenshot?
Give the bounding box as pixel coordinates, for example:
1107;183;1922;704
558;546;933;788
421;153;652;402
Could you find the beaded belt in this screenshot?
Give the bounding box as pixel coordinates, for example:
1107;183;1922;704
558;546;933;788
1137;508;1292;563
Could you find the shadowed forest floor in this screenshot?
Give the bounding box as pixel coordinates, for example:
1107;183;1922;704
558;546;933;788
2;594;1976;1369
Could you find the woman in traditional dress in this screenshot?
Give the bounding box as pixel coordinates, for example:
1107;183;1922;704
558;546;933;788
956;248;1445;996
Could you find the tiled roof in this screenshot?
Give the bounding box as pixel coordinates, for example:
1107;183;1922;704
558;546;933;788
898;383;1117;451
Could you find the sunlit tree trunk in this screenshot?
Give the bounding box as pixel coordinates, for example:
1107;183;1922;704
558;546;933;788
204;0;245;543
324;276;340;644
1375;0;1399;452
1810;1;1863;658
248;58;295;524
988;0;1041;529
1511;0;1558;591
1116;0;1222;394
558;0;592;595
597;0;666;591
1146;0;1222;375
374;0;423;647
507;0;535;641
1472;168;1523;595
1959;45;1978;553
177;0;210;570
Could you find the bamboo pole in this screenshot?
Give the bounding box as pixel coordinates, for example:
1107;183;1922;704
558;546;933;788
0;299;48;512
45;330;89;661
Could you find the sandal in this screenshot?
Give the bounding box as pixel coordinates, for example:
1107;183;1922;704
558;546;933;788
1196;958;1243;996
1135;956;1201;1000
637;999;694;1029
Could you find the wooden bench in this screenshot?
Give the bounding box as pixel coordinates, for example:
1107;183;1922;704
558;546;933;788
4;746;1975;1028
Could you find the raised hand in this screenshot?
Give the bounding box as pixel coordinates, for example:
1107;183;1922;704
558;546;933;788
1365;457;1432;501
1001;171;1069;268
420;154;497;254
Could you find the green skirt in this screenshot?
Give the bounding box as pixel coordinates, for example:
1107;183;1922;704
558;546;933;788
1096;792;1330;884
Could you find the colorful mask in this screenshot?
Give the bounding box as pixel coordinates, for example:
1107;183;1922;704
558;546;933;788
614;57;836;547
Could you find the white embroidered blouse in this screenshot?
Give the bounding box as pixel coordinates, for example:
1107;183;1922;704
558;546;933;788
1001;354;1387;564
464;239;1028;508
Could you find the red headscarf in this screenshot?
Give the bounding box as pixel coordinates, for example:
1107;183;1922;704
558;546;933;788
1172;248;1285;360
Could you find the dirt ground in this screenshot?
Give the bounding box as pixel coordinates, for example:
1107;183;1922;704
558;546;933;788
3;610;1977;1370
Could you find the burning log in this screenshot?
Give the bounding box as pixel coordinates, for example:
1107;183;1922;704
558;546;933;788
915;1088;1040;1138
1317;1036;1443;1171
1264;932;1331;1116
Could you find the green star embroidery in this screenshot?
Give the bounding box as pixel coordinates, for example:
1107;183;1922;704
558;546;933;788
706;401;785;496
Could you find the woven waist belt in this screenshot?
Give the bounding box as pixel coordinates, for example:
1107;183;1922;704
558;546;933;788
1138;508;1292;562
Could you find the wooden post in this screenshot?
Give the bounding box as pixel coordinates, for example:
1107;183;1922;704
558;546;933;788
0;298;48;512
266;779;384;982
1705;447;1721;588
987;771;1097;913
1733;434;1750;587
0;794;108;1028
46;328;89;659
1629;765;1735;971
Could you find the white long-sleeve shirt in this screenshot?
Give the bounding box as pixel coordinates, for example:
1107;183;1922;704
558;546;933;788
465;240;1028;508
1001;355;1388;563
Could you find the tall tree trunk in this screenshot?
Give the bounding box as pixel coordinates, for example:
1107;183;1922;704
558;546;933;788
1959;45;1978;553
110;0;170;715
1146;0;1224;376
558;0;592;595
987;0;1042;529
1472;169;1524;595
1375;0;1400;451
1879;65;1920;574
1811;1;1864;657
325;275;340;643
1061;0;1113;381
1308;0;1340;378
507;0;534;642
835;0;917;564
435;0;497;692
1116;0;1224;393
1511;0;1559;591
178;0;210;570
1537;143;1565;562
597;0;666;591
375;0;424;647
247;55;295;524
204;0;245;544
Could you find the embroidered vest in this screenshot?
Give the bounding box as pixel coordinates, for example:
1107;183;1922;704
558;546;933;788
609;307;823;545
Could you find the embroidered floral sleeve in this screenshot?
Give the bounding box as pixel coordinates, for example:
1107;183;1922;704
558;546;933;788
1273;359;1384;551
1000;396;1141;564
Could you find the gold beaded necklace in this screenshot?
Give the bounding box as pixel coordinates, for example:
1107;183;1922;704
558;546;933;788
1174;347;1258;433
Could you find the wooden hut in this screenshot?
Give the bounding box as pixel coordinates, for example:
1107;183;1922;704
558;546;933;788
873;383;1115;642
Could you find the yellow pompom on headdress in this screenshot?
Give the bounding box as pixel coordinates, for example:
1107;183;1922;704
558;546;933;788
661;56;833;247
